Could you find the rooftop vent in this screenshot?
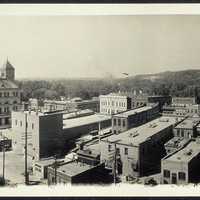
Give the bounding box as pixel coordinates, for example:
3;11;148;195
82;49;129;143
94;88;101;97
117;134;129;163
186;149;193;156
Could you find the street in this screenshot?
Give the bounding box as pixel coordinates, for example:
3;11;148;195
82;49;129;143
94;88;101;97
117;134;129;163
0;145;36;185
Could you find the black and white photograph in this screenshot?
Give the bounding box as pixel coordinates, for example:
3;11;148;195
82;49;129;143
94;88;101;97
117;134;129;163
1;7;200;192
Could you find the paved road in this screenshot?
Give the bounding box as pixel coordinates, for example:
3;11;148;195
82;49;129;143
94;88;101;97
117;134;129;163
0;146;34;185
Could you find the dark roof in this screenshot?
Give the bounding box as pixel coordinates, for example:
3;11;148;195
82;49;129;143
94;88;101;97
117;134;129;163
2;60;14;70
0;79;18;89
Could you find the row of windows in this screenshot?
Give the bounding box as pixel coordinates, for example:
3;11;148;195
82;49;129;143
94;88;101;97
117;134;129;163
113;118;126;127
0;91;19;97
133;102;146;107
14;119;34;130
0;106;18;114
108;144;129;155
163;170;186;181
101;101;126;107
0;100;18;105
101;108;126;114
176;129;192;138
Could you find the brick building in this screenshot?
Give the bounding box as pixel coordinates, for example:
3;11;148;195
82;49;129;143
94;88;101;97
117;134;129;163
0;60;22;129
112;103;159;134
44;97;99;113
173;117;200;139
161;139;200;184
100;116;182;179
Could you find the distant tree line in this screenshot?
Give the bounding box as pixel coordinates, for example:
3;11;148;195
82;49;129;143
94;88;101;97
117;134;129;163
16;70;200;102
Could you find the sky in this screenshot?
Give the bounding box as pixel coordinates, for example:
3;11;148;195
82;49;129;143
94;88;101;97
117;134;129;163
1;15;200;79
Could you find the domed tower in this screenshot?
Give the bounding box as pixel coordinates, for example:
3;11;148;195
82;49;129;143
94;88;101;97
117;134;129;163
0;59;15;81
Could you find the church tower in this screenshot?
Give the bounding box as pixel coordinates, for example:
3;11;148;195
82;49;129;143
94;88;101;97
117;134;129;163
0;59;15;81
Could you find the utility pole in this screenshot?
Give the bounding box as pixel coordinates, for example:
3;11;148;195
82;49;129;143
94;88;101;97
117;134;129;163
113;143;117;184
2;139;5;184
24;113;29;185
98;122;101;144
54;155;57;184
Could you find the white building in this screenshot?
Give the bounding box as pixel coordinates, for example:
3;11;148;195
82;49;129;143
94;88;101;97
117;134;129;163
0;59;22;129
99;93;132;115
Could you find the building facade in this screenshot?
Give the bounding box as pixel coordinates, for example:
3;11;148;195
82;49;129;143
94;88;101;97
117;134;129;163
161;140;200;184
44;97;99;113
11;111;64;161
99;93;132;115
172;97;196;107
0;60;22;129
112;103;159;134
100;116;182;179
173;117;200;139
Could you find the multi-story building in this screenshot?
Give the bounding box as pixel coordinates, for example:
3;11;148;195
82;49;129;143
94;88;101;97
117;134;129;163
0;60;22;129
44;97;99;113
172;97;196;107
173;117;200;139
161;139;200;184
11;110;111;161
99;93;132;115
47;161;108;184
112;103;159;134
100;116;182;179
11;111;64;161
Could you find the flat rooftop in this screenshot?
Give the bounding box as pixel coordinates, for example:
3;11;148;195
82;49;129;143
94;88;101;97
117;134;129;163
102;116;182;146
100;93;128;98
56;161;95;177
165;137;191;149
114;105;154;118
175;117;200;129
164;140;200;163
63;114;111;129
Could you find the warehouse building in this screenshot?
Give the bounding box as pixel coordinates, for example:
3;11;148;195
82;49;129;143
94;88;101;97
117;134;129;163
47;161;109;184
173;117;200;139
161;139;200;184
172;97;196;107
112;103;159;134
100;116;182;179
44;97;99;113
12;111;64;161
11;111;111;161
62;114;111;140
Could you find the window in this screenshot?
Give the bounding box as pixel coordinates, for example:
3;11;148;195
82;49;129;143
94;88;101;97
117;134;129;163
0;92;2;97
125;147;128;155
177;129;180;137
116;148;120;155
164;170;170;178
15;120;17;126
181;129;184;137
178;172;186;180
113;118;116;126
108;144;112;152
118;119;121;126
123;119;126;127
32;123;34;130
20;121;22;127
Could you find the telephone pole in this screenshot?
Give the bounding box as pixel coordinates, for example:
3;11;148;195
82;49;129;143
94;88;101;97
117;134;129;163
98;122;101;144
2;140;5;184
113;143;117;184
24;113;29;185
54;155;57;184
